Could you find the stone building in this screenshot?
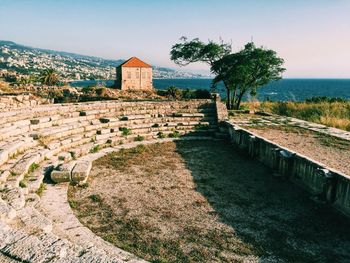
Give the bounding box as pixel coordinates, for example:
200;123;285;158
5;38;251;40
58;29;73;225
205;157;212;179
115;57;153;90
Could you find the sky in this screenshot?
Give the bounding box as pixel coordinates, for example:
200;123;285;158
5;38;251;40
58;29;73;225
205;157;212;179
0;0;349;78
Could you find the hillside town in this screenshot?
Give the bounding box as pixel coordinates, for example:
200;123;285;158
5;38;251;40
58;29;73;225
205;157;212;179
0;41;207;82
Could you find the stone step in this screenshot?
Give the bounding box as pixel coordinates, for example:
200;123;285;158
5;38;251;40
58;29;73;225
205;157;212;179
3;187;25;211
0;100;215;126
0;197;16;222
17;207;53;233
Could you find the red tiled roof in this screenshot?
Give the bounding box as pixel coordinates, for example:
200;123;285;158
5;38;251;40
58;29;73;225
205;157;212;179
119;57;152;68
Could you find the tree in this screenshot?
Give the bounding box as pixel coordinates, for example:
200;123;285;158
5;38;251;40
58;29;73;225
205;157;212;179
171;37;231;66
39;68;59;86
211;43;285;109
170;37;231;107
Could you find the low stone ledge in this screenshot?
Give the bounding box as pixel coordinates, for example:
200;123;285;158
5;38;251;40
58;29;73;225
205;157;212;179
224;121;350;217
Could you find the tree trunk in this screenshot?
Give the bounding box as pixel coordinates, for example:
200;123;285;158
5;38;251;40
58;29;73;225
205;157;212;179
232;87;237;110
235;91;245;110
226;89;231;109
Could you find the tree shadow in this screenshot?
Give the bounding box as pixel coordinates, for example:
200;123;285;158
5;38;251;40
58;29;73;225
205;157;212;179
174;139;350;262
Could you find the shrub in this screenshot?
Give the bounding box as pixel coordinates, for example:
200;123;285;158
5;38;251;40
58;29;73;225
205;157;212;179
89;194;102;202
166;86;182;100
90;145;100;153
95;87;106;96
81;86;93;94
119;127;132;136
134;135;145;142
157;132;167;138
19;180;27;188
163;87;212;100
168;131;180;138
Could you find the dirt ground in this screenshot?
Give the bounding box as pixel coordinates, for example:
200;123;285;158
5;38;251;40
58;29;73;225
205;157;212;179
245;125;350;175
68;141;350;263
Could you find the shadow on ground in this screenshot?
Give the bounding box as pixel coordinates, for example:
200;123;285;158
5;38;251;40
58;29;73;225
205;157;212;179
174;140;350;262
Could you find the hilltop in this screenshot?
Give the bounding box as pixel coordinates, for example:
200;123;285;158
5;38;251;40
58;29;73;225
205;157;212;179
0;40;207;81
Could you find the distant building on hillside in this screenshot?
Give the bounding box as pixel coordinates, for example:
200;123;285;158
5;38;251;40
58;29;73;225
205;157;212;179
115;57;153;90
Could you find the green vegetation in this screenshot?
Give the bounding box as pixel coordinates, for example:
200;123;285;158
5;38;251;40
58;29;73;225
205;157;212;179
157;132;167;139
68;199;77;209
39;68;60;86
119;127;132;136
90;145;101;153
168;130;180;138
36;183;46;197
157;86;211;100
28;162;39;174
250;99;350;131
19;180;27;188
89;194;102;202
134;135;145;142
170;37;285;109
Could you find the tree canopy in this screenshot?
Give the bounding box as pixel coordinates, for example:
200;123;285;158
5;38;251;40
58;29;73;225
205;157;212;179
170;37;231;66
211;42;285;109
39;68;60;86
170;38;285;110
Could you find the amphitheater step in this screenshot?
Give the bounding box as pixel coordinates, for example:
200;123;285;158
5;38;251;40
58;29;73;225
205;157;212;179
3;188;25;210
17;207;53;233
0;198;16;221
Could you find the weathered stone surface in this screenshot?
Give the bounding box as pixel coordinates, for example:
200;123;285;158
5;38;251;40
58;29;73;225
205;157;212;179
10;152;41;178
71;161;92;183
18;207;53;233
5;188;25;210
0;198;16;221
51;162;76;183
58;152;72;162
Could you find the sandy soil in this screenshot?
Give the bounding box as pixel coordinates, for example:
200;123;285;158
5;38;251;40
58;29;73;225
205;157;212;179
246;125;350;175
68;141;350;263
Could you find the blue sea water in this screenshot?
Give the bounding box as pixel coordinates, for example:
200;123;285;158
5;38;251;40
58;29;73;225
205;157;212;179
70;78;350;101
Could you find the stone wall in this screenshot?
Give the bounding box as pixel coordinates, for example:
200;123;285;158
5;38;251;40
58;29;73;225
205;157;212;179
0;94;52;110
225;121;350;217
213;93;228;123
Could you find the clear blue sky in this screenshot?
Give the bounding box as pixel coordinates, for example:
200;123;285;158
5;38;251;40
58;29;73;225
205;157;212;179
0;0;349;78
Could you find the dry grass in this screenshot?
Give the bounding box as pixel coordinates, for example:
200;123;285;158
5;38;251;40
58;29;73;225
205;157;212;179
243;100;350;131
68;141;350;263
245;125;350;175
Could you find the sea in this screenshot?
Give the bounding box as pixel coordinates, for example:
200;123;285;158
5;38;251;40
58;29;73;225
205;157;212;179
70;78;350;101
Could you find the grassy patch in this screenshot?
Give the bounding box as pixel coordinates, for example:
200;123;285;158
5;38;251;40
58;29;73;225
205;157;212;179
35;183;46;197
90;145;100;153
28;162;39;174
247;100;350;131
68;141;350;262
157;132;167;139
19;180;27;188
168;130;180;138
